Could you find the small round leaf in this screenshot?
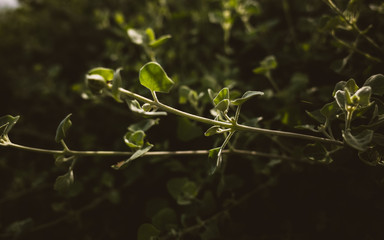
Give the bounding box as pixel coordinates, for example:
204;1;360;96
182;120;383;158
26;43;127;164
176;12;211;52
139;62;174;93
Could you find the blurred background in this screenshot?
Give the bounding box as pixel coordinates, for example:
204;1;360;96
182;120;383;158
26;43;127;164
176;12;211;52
1;0;384;239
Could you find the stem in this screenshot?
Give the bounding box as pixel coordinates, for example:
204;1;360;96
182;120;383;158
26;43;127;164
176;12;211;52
118;88;344;146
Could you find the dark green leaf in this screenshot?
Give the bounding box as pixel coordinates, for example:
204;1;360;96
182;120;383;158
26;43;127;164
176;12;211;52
54;171;74;192
166;178;199;205
343;129;374;151
213;88;229;105
253;55;277;74
55;114;72;143
139;62;174;93
332;80;347;96
354;86;371;106
303;143;333;163
179;85;191;104
0;115;20;138
151;208;177;231
149;35;172;48
231;91;264;105
363;74;384;96
111;143;153;170
112;68;123;102
137;223;160;240
215;99;230;112
358;146;384;166
345;78;359;94
334;90;346;112
306;110;326;124
128;119;160;132
320;101;340;121
208;147;222;175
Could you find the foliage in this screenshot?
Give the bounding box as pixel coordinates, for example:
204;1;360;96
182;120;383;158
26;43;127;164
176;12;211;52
1;0;384;239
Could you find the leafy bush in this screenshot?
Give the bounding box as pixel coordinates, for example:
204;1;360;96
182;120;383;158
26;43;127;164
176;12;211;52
1;0;384;239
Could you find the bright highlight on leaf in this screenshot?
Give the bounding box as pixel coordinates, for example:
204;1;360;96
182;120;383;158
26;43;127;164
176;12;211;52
139;62;174;93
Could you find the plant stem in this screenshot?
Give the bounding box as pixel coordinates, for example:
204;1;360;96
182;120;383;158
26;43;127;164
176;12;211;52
118;88;344;146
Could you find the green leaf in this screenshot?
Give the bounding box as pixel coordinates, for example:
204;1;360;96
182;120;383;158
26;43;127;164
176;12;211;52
345;78;359;94
303;143;333;164
363;74;384;95
139;62;174;93
334;90;347;112
54;170;74;192
215;99;230;112
320;101;340;121
126;99;167;117
343;129;374;151
0;115;20;138
166;178;199;205
55;114;72;143
151;208;178;231
204;126;224;136
111;68;123;102
111;143;153;170
127;28;144;45
87;67;114;81
358;146;384;166
137;223;160;240
128;119;160;132
306;110;326;124
253;55;277;74
149;35;172;48
208;147;222;175
354;86;371;106
213;88;229;105
145;28;155;42
231;91;264;105
124;130;146;150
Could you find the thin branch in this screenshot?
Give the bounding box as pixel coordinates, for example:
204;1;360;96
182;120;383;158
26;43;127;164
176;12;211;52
118;88;344;146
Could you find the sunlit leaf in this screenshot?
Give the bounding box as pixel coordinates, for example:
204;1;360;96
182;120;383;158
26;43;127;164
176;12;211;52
363;74;384;96
231;91;264;105
139;62;174;93
149;35;172;48
145;28;155;42
127;28;144;45
54;170;74;192
213;88;229;105
87;67;114;81
55;114;72;143
343;129;373;151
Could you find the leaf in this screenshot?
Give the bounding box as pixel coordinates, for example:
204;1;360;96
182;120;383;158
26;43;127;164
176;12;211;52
253;55;277;74
54;171;74;192
358;146;384;166
86;68;114;94
128;119;160;132
149;35;172;48
124;130;146;150
213;88;229;105
126;99;167;117
231;91;264;105
55;114;72;143
137;223;160;240
145;28;156;42
166;178;199;205
363;74;384;96
204;126;224;136
127;28;144;45
215;99;230;112
111;143;153;170
208;147;222;175
320;101;340;121
139;62;174;93
111;68;123;102
303;143;333;164
306;110;326;124
87;67;114;81
151;208;178;231
343;129;374;151
345;78;359;94
354;86;372;106
334;90;347;112
0;115;20;138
